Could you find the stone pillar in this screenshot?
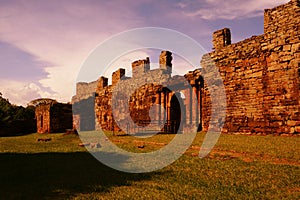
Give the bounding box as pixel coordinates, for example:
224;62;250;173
166;91;169;122
212;28;231;50
96;76;108;93
192;87;198;125
167;92;172;122
161;90;165;123
158;92;162;124
155;93;160;122
159;51;172;74
112;68;125;86
198;86;202;129
189;87;193;125
132;57;150;78
184;89;190;125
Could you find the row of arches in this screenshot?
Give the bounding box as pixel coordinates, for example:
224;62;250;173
150;77;204;134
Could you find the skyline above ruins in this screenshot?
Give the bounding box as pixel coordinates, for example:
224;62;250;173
0;0;289;105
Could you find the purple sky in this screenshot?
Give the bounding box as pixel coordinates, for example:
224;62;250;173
0;0;289;105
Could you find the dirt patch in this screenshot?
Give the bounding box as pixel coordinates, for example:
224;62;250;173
201;148;300;166
104;138;300;166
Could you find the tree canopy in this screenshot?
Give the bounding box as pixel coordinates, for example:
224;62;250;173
0;93;36;136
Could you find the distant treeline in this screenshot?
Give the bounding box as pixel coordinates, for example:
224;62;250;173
0;92;36;136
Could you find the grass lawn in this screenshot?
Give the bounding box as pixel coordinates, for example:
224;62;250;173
0;132;299;199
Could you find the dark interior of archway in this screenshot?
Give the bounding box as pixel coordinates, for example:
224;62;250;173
170;94;182;133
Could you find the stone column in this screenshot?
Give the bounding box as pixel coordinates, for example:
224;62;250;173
155;93;160;122
192;86;198;125
194;87;199;126
167;92;172;122
166;91;170;122
161;90;165;123
184;89;190;125
198;86;202;129
189;87;193;125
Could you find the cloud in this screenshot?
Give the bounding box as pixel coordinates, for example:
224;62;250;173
180;0;290;20
0;0;143;103
0;80;55;106
0;0;211;105
0;41;48;81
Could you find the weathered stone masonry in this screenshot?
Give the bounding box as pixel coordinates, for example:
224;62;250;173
72;81;98;131
35;101;73;133
94;52;203;133
72;0;300;135
201;0;300;135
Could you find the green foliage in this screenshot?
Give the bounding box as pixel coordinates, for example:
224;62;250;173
0;93;36;135
14;106;35;121
0;95;14;124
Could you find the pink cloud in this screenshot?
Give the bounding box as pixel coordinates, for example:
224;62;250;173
180;0;290;20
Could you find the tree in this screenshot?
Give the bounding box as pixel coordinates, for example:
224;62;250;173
28;98;57;107
0;95;13;124
0;93;36;136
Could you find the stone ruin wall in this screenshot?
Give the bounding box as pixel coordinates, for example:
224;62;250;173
73;0;300;135
35;103;51;133
71;79;100;131
95;53;175;132
71;81;98;103
94;51;204;133
201;0;300;135
35;102;73;133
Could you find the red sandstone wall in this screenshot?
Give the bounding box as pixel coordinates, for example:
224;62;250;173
201;0;300;135
79;1;299;135
35;104;51;133
35;103;73;133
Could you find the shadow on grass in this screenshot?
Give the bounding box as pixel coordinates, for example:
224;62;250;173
0;131;36;137
0;152;161;199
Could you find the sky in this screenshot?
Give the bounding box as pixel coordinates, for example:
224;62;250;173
0;0;289;106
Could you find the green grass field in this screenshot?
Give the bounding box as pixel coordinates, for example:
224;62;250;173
0;132;299;199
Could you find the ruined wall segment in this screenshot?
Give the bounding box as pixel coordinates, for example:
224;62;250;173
112;68;126;86
263;0;300;135
35;101;72;133
72;81;97;103
95;53;174;132
72;77;101;131
132;57;150;78
94;50;204;134
212;28;231;50
36;103;51;133
97;76;108;91
200;0;300;135
159;51;173;74
76;1;299;135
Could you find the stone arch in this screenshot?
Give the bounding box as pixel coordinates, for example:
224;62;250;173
169;92;185;133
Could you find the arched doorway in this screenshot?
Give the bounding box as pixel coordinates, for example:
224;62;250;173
169;92;185;133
